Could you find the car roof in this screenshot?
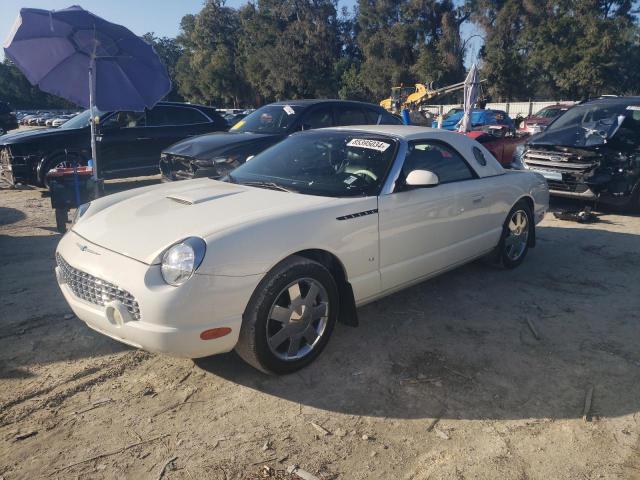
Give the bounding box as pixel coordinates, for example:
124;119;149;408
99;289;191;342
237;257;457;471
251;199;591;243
581;96;640;107
320;124;473;141
268;99;383;109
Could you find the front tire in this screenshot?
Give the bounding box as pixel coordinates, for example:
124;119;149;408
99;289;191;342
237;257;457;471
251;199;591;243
235;255;339;375
499;201;533;269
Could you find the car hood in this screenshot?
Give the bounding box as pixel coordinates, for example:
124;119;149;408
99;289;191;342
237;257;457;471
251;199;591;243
72;178;335;265
0;127;80;145
164;131;281;159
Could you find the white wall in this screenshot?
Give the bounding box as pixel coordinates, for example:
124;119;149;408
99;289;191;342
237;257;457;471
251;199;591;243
422;101;578;118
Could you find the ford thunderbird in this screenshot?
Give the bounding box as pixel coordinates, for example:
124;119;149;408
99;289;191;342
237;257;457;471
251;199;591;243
56;126;549;374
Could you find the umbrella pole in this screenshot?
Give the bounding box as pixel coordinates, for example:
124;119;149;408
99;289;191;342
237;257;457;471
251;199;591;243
88;56;100;196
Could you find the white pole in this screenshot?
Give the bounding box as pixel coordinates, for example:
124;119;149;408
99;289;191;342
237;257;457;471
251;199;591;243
89;56;98;183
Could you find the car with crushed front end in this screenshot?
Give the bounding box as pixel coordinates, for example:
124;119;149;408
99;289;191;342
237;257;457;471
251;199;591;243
56;125;548;374
515;96;640;211
159;99;403;182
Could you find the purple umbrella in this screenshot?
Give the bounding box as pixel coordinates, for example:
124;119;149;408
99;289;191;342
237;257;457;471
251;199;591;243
3;5;171;182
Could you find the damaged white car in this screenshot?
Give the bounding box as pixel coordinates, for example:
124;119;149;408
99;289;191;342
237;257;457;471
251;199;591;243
56;126;548;374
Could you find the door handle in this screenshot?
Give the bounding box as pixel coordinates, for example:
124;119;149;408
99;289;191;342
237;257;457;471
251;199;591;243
472;195;484;204
136;137;152;141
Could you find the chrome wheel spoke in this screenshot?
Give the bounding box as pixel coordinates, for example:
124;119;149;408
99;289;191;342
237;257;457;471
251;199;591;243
288;283;302;302
312;302;327;319
305;283;320;306
287;335;302;356
303;325;319;345
270;305;291;324
268;326;291;350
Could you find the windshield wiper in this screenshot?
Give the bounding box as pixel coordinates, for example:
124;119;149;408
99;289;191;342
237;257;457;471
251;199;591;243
240;181;295;193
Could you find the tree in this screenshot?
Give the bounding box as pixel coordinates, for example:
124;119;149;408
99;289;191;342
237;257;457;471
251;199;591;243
238;0;341;102
143;33;184;101
468;0;640;99
355;0;468;103
0;59;75;109
174;1;247;106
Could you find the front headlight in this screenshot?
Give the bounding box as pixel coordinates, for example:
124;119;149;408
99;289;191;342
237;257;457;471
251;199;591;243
71;202;91;226
161;237;206;286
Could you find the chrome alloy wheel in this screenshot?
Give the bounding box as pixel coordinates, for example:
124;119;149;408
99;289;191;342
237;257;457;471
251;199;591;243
505;209;529;261
266;278;329;361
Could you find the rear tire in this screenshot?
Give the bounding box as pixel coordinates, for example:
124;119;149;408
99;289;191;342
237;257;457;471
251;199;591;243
498;200;533;269
235;255;339;375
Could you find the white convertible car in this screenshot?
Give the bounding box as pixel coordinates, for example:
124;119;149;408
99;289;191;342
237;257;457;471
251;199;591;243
56;126;548;374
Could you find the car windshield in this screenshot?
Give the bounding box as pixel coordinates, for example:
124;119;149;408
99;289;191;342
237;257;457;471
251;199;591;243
227;131;398;197
536;107;566;118
542;102;634;146
230;104;303;134
59;109;106;130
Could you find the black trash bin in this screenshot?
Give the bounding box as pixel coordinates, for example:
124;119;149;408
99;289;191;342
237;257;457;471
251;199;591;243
47;165;102;233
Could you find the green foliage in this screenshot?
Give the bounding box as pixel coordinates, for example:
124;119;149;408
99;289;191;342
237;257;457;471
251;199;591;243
470;0;640;100
0;60;75;109
3;0;639;108
237;0;341;102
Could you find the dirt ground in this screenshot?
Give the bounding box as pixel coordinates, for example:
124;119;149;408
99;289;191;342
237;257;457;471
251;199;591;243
0;176;639;480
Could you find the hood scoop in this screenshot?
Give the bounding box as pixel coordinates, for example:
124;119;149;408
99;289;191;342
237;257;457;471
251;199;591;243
165;184;242;205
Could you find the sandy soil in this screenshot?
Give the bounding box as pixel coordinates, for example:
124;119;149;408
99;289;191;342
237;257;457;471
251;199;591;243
0;177;639;480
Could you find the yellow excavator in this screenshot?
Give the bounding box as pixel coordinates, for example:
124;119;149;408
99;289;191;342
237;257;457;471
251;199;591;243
380;80;485;113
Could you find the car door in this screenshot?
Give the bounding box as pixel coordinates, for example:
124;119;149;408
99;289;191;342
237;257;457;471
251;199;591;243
377;140;484;291
96;111;148;175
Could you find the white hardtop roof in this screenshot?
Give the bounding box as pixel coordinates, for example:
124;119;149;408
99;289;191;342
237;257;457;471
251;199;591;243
325;125;505;178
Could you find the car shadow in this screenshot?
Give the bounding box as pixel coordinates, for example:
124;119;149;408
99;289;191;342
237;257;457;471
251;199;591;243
0;207;26;226
196;224;640;420
1;195;639;420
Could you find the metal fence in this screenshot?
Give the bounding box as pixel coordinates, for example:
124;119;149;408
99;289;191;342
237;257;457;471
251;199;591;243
422;100;578;118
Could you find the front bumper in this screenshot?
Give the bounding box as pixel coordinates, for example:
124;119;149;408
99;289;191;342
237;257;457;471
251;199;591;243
56;231;262;358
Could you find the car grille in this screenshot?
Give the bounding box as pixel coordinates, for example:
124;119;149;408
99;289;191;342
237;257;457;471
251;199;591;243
56;253;141;320
523;149;597;172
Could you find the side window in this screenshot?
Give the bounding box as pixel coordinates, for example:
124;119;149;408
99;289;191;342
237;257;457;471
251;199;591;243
102;111;146;129
403;141;475;184
300;107;333;129
363;108;381;124
146;106;172;126
170;107;209;125
335;107;368;126
379;111;403;125
147;106;208;126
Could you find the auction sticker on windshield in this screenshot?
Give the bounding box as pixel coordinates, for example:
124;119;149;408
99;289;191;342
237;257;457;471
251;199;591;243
283;105;295;115
347;139;391;152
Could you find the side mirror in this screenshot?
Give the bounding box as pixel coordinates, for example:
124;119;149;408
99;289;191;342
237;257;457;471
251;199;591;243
405;169;439;188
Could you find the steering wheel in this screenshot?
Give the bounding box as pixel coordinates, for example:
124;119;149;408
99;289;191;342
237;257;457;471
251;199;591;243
350;169;378;183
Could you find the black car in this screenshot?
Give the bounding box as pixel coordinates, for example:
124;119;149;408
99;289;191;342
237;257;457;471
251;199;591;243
159;99;403;181
0;102;227;186
0;102;19;135
517;96;640;210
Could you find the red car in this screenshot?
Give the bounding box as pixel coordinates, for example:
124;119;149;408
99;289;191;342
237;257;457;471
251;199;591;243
464;126;528;168
519;104;573;134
